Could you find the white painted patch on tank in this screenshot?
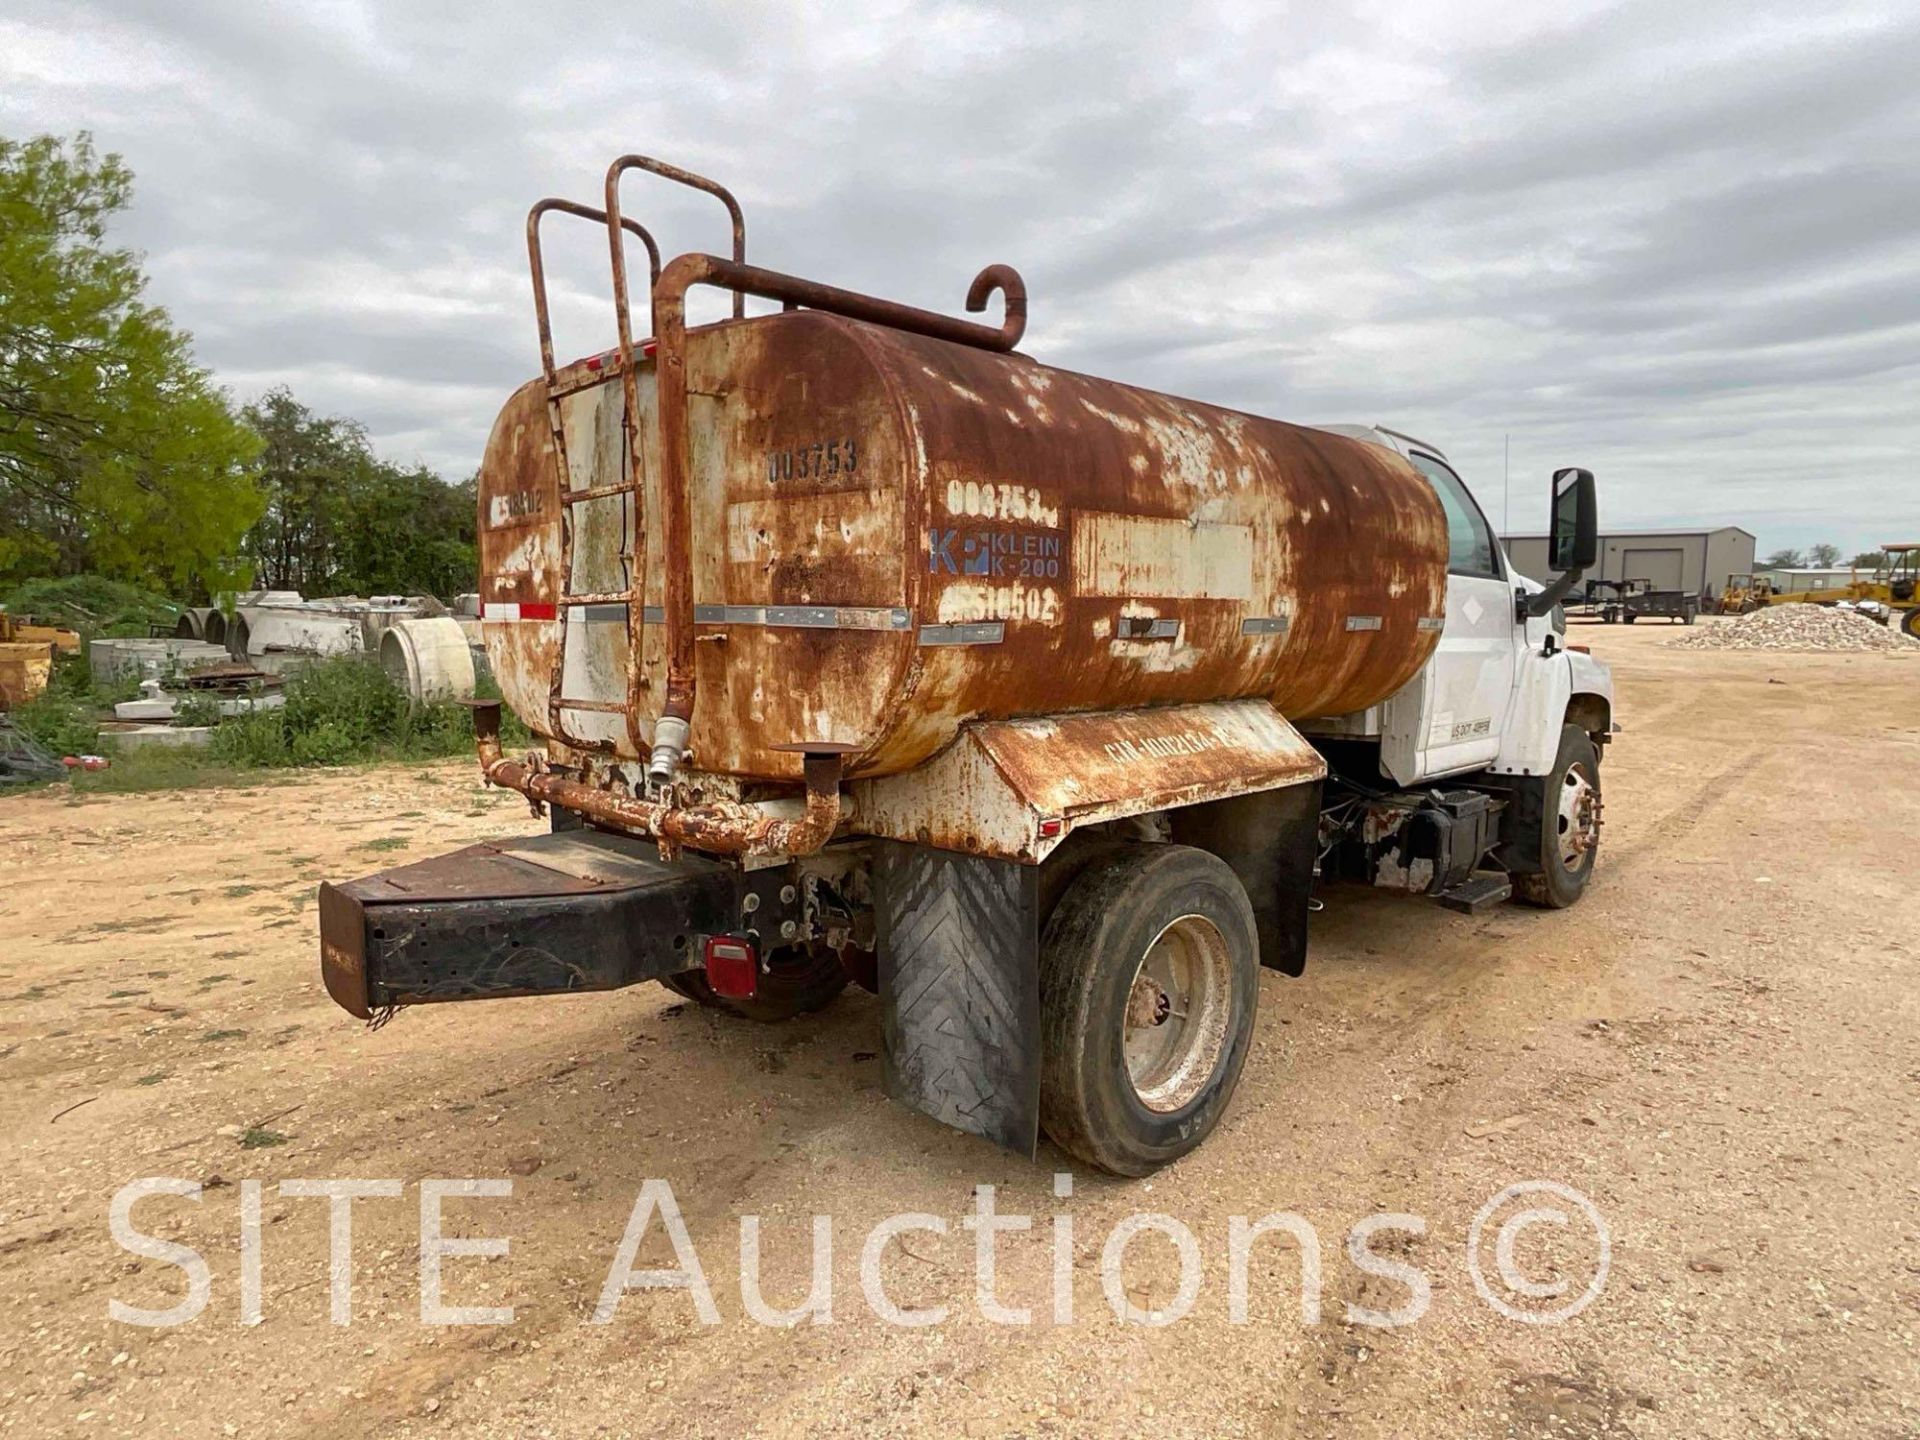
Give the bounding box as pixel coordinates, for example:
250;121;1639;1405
1144;415;1227;494
936;584;1061;624
1076;397;1144;434
1071;513;1253;600
1109;638;1203;672
494;526;557;580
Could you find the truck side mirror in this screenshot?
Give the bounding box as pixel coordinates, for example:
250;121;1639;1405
1549;467;1598;572
1525;467;1599;619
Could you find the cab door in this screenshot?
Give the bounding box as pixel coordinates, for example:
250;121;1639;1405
1385;450;1517;780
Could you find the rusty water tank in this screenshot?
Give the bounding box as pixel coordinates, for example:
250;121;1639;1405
476;310;1448;781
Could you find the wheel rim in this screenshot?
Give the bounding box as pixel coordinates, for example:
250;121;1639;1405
1556;761;1599;869
1121;914;1234;1113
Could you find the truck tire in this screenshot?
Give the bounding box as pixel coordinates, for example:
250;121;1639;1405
1902;607;1920;640
1038;845;1259;1176
659;945;847;1022
1512;724;1601;910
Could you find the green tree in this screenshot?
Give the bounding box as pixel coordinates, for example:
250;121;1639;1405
243;388;475;598
1806;542;1841;567
0;133;261;592
1851;549;1887;569
1761;547;1805;569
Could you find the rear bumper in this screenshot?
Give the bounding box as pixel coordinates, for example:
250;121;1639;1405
318;829;741;1018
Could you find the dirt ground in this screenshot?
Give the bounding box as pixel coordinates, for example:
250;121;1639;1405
2;619;1916;1439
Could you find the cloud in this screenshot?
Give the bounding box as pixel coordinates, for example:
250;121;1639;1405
4;0;1915;554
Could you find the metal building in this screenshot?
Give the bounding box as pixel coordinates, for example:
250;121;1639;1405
1501;526;1756;599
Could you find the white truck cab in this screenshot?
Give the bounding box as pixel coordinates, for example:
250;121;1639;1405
1309;424;1615;787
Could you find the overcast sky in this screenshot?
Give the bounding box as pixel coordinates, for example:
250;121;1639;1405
5;0;1916;558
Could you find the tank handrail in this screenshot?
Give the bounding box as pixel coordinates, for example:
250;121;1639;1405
636;250;1029;779
525;199;661;385
599;160;749;723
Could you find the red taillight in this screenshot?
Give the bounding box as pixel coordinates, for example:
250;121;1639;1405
703;935;758;999
1038;816;1065;839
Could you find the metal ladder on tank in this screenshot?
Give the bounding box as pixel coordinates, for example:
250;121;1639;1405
522;157;747;757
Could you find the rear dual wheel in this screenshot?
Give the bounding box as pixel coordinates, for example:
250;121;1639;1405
1038;845;1260;1176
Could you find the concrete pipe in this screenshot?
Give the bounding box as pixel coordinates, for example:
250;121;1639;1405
380;616;477;709
173;608;214;641
227;609;255;661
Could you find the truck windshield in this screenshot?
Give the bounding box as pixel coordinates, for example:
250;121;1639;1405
1407;452;1501;580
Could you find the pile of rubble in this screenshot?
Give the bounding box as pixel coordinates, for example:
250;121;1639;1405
1668;605;1920;653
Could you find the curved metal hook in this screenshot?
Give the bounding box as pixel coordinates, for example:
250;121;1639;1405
526;198;661;381
964;263;1028;350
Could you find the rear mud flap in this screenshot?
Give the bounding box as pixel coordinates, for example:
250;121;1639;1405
876;842;1040;1157
1170;778;1323;976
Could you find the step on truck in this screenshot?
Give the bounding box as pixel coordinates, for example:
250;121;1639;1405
319;155;1614;1175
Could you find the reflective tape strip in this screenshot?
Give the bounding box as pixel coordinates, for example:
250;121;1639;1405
691;604;913;631
694;604;766;625
1417;616;1446;632
564;604;664;624
482;602;557;621
919;621;1006;646
1240;616;1291;636
1345;615;1383;632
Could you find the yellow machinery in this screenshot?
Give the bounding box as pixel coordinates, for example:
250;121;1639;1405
0;613;81;710
1719;574;1774;614
1759;544;1920;637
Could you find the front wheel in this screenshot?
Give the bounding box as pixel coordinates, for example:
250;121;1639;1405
1038;845;1260;1176
1902;607;1920;640
1513;724;1602;909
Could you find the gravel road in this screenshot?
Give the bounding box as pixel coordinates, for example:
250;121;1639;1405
2;619;1915;1438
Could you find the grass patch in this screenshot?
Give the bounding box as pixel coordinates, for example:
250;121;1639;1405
134;1072;168;1086
106;988;147;998
221;884;263;898
9;652;529;798
239;1126;289;1149
358;836;409;853
48;656;526;802
91;916;167;934
200;1028;246;1042
65;748;260;796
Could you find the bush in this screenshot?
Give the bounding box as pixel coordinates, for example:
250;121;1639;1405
2;575;180;637
206;654;526;770
6;649;531;794
9;652;123;756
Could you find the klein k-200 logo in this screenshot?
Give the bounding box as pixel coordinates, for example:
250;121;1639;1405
928;527;1065;579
